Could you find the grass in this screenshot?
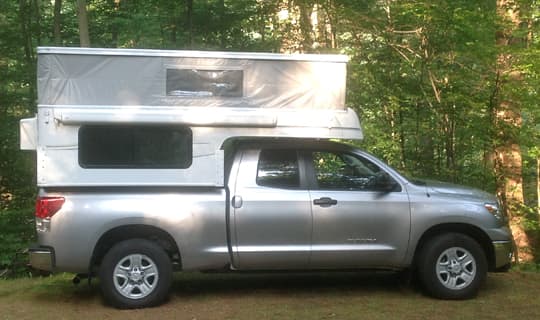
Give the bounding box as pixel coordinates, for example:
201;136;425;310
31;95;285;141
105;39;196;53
0;271;539;320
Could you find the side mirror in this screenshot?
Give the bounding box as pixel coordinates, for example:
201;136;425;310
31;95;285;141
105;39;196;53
373;172;398;192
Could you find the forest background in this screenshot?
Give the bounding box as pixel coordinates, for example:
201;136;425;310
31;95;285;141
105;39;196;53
0;0;539;276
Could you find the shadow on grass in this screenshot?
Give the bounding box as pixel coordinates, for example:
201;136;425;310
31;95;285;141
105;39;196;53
23;271;510;306
171;271;417;298
23;274;102;303
25;271;414;303
481;275;505;293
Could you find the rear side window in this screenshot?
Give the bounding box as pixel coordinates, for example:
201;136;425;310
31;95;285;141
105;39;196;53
256;149;300;189
79;125;192;169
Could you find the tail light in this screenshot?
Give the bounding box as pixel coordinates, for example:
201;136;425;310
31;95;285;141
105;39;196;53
35;197;65;219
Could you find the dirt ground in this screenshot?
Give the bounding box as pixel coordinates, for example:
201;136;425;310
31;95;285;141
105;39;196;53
0;271;539;320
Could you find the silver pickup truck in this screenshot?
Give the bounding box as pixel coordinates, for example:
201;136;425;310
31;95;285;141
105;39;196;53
30;139;512;308
24;47;513;309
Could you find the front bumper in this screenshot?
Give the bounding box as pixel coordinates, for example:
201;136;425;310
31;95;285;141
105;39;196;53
493;240;513;269
28;245;55;272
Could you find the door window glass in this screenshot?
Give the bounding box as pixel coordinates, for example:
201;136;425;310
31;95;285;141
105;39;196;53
257;149;300;189
312;151;392;191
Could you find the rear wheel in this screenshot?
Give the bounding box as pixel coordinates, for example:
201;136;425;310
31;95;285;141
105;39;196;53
99;239;172;308
418;233;487;299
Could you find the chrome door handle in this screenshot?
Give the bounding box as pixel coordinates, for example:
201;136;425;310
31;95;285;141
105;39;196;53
313;197;338;207
232;195;243;209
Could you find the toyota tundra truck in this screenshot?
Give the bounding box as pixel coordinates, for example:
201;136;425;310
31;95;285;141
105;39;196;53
21;47;513;308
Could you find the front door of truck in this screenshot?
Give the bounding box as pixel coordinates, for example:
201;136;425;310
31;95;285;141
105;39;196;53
230;148;312;269
307;150;411;268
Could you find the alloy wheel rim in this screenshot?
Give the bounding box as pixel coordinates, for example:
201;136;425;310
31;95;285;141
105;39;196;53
113;254;159;299
435;247;476;290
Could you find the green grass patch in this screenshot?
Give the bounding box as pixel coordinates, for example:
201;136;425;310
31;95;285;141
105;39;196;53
0;271;539;319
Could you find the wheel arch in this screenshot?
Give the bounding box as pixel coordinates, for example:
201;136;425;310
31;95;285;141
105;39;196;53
412;223;496;271
90;224;181;273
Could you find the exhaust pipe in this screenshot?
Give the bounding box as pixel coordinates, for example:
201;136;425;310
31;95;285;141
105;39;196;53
72;273;88;285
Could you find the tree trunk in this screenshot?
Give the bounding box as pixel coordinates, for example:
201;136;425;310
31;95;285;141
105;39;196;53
111;0;120;47
18;0;33;63
168;1;178;46
537;156;540;216
77;0;90;47
398;108;405;168
329;0;337;48
443;111;456;180
297;0;313;52
33;0;41;45
495;0;530;262
185;0;193;48
219;0;226;49
53;0;62;45
18;0;36;106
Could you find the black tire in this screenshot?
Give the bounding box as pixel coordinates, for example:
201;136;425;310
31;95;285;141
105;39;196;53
99;239;172;309
417;233;487;300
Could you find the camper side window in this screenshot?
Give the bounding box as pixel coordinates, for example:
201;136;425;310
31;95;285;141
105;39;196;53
166;69;243;97
78;125;192;169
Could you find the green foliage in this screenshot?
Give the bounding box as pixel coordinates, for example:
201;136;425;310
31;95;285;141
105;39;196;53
342;0;501;190
0;207;34;277
0;116;35;277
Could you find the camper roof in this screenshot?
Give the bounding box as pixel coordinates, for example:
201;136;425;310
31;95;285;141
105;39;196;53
37;47;349;62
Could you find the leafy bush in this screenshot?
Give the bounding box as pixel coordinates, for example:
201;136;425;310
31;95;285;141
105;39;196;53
0;95;36;277
0;207;35;277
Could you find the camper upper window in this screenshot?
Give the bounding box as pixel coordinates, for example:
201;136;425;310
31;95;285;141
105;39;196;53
78;125;192;169
166;69;243;97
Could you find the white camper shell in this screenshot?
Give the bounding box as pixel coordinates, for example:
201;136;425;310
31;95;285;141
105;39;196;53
20;47;363;187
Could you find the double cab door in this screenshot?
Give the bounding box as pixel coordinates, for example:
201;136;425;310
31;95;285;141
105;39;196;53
229;145;411;270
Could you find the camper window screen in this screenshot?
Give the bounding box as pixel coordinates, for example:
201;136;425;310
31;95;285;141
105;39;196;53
166;69;243;97
78;125;192;169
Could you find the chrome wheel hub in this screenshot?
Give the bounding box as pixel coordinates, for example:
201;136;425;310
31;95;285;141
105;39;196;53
113;254;159;299
436;247;476;290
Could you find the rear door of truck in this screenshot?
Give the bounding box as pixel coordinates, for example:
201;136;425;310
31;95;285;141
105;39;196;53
228;148;312;269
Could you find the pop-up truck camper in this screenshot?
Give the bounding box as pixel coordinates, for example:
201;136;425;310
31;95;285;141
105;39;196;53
21;47;512;308
21;47;361;187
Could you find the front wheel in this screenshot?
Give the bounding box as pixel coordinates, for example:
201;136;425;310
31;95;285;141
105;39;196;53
418;233;487;299
99;239;172;308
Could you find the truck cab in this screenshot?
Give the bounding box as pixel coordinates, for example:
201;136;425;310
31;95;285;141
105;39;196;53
227;140;410;270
